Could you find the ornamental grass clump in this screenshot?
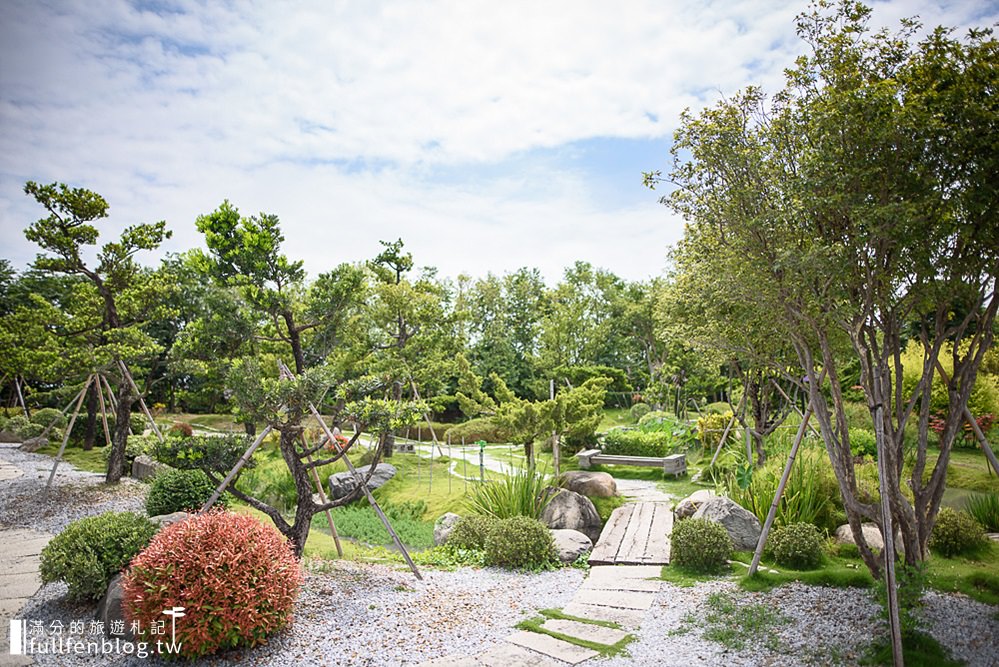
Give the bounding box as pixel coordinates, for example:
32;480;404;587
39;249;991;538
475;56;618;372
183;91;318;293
466;465;554;520
929;507;987;558
966;491;999;532
40;511;156;601
484;515;557;569
766;522;824;570
123;510;302;658
670;518;732;573
145;468;228;516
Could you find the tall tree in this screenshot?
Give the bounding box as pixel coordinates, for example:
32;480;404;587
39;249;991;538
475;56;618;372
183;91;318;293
22;182;171;482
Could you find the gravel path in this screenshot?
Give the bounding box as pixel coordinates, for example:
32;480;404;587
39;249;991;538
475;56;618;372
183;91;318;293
3;444;998;666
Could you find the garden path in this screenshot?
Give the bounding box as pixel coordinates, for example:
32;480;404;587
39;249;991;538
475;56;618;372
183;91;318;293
588;503;672;566
0;453;52;667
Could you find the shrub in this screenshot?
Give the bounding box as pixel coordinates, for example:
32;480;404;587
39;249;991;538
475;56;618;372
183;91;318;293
169;421;194;437
400;421;453;441
466;466;555;520
849;428;878;459
146;468;227;516
966;491;999;532
766;522;824;569
638;410;670;427
39;512;157;601
0;414;8;431
601;428;671;457
101;434;159;464
447;515;500;550
6;414;29;435
124;510;302;658
930;507;987;557
670;518;732;573
696;411;735;451
30;407;67;429
484;515;557;569
15;421;45;440
630;402;651;421
130;413;147;434
446;417;509;444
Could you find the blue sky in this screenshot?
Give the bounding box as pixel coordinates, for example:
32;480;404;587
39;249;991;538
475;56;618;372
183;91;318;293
1;0;996;284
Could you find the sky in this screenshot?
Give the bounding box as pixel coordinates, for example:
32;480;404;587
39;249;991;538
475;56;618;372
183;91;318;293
1;0;997;285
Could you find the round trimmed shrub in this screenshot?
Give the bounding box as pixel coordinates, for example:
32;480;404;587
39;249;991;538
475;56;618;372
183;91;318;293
849;429;878;459
29;407;67;429
930;507;987;557
130;413;147;435
670;518;732;573
484;516;557;569
447;515;500;551
630;402;651;421
146;468;227;516
767;522;824;569
123;510;302;658
40;511;157;601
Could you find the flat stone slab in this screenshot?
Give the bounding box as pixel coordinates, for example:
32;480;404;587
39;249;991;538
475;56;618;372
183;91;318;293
0;461;23;481
506;631;597;665
477;643;564;666
588;564;662;579
582;566;661;592
541;619;630;646
570;588;655;611
562;602;645;630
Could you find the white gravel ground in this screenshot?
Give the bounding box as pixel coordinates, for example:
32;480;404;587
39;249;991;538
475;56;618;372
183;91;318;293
3;444;998;666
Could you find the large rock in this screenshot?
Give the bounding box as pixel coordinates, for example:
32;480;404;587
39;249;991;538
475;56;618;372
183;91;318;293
328;463;397;501
834;523;903;554
434;512;462;546
0;429;21;443
149;511;191;529
96;573;133;639
674;489;717;521
550;528;592;563
131;455;170;481
541;488;603;543
20;436;48;452
692;496;762;550
560;471;617;498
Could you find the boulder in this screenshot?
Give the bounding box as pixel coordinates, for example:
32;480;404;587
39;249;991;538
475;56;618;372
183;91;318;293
131;455;170;481
20;436;48;452
560;471;617;498
434;512;463;546
149;511;191;529
328;463;397;501
692;496;762;550
550;528;592;563
96;573;133;639
834;523;903;554
674;489;717;521
540;488;603;543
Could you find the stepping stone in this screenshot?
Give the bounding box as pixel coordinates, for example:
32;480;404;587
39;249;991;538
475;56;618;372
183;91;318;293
582;568;661;592
541;619;630;646
562;602;645;630
589;564;662;579
506;631;598;665
571;588;655;610
477;643;564;666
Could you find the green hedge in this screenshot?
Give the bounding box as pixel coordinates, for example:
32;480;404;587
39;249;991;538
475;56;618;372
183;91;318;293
601;428;672;457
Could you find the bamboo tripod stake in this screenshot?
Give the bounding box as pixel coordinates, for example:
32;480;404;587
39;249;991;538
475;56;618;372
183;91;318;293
45;375;94;491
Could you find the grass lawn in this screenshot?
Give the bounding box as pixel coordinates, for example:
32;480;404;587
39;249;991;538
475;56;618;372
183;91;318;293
34;442;107;474
598;407;636;431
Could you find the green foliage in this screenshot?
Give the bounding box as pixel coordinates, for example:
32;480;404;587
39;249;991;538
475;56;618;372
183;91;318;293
637;410;669;427
29;407;66;429
129;414;147;435
145;468;228;516
966;492;999;532
446;515;501;551
629;402;651;421
447;417;509;444
6;414;29;435
850;428;878;459
154;433;254;475
766;523;824;570
413;544;488;569
311;501;434;548
728;448;839;532
696;411;734;450
14;421;44;440
675;592;786;652
466;466;555;520
484;515;558;569
39;511;157;601
930;507;988;557
601;428;672;457
670;518;732;573
101;434;158;464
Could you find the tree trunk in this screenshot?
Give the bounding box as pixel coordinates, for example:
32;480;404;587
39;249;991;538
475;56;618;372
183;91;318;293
277;424;316;558
105;379;133;484
524;441;535;470
82;384;99;451
244;421;256;437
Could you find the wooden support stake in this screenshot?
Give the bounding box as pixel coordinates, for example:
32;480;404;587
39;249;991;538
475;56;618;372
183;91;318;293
872;387;903;667
95;374;113;449
46;375;94;491
14;376;29;419
117;360;164;443
749;407;813;576
300;433;343;558
36;381;91;441
410;380;445;457
447;434;452;495
101;374;118;410
709;392;747;468
200;425;274;512
770;379;823;440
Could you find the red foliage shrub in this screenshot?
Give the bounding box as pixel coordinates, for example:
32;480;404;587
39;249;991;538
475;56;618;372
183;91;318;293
123;510;302;658
169;421;194;437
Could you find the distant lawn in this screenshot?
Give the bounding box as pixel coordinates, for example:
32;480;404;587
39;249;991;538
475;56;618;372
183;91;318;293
34;442;106;474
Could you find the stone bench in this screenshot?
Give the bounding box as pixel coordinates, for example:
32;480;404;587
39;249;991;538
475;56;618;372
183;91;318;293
576;449;687;478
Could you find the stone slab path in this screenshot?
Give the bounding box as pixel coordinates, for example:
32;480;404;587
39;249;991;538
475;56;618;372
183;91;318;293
588;502;672;566
0;457;53;666
418;564;663;666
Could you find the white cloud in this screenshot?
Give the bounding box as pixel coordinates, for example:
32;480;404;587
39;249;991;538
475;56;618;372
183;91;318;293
0;0;994;283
